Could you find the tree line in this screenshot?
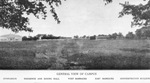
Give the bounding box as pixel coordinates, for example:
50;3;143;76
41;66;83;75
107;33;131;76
22;34;68;41
75;27;150;40
22;27;150;41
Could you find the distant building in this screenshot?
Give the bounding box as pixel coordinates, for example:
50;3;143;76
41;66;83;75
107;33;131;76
96;35;108;40
60;37;72;39
0;34;22;42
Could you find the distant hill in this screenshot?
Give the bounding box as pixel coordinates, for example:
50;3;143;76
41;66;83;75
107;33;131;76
0;34;22;42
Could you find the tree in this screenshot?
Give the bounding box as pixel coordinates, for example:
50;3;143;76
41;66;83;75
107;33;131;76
104;0;113;5
111;33;118;39
1;0;149;33
125;32;135;39
135;29;142;39
119;0;150;27
74;35;79;39
0;0;114;33
82;35;87;39
0;0;62;32
117;32;124;39
143;30;150;39
22;36;28;41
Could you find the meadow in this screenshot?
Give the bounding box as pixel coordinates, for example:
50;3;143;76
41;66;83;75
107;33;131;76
0;39;150;70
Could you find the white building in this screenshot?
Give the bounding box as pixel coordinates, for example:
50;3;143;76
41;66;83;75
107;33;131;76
0;34;22;42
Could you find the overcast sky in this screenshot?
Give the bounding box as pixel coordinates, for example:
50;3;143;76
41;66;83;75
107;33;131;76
0;0;147;37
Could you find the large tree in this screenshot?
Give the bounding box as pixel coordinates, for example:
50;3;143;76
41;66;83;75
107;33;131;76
0;0;62;32
0;0;113;32
119;0;150;27
1;0;149;33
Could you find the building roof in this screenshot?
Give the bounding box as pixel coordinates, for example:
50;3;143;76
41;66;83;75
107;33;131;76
0;34;22;38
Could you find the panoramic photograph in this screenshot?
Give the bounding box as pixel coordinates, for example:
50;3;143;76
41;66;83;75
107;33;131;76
0;0;150;70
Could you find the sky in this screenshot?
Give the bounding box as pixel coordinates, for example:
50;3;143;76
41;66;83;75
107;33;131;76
0;0;147;37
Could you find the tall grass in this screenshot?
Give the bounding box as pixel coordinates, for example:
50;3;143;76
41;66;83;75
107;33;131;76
0;50;54;69
68;52;150;70
0;39;150;70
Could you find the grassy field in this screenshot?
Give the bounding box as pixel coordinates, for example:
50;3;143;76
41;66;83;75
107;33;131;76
0;39;150;70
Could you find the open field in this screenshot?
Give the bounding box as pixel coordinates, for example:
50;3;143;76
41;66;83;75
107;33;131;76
0;39;150;70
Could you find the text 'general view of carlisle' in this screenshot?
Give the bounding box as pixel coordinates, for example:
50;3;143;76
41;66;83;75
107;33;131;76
1;0;150;70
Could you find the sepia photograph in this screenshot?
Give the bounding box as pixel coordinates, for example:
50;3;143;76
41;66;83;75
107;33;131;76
0;0;150;70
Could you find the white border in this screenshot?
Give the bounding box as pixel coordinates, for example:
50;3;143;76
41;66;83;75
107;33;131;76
1;70;150;83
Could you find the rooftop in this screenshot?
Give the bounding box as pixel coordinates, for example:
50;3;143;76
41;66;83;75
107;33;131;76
0;34;22;38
